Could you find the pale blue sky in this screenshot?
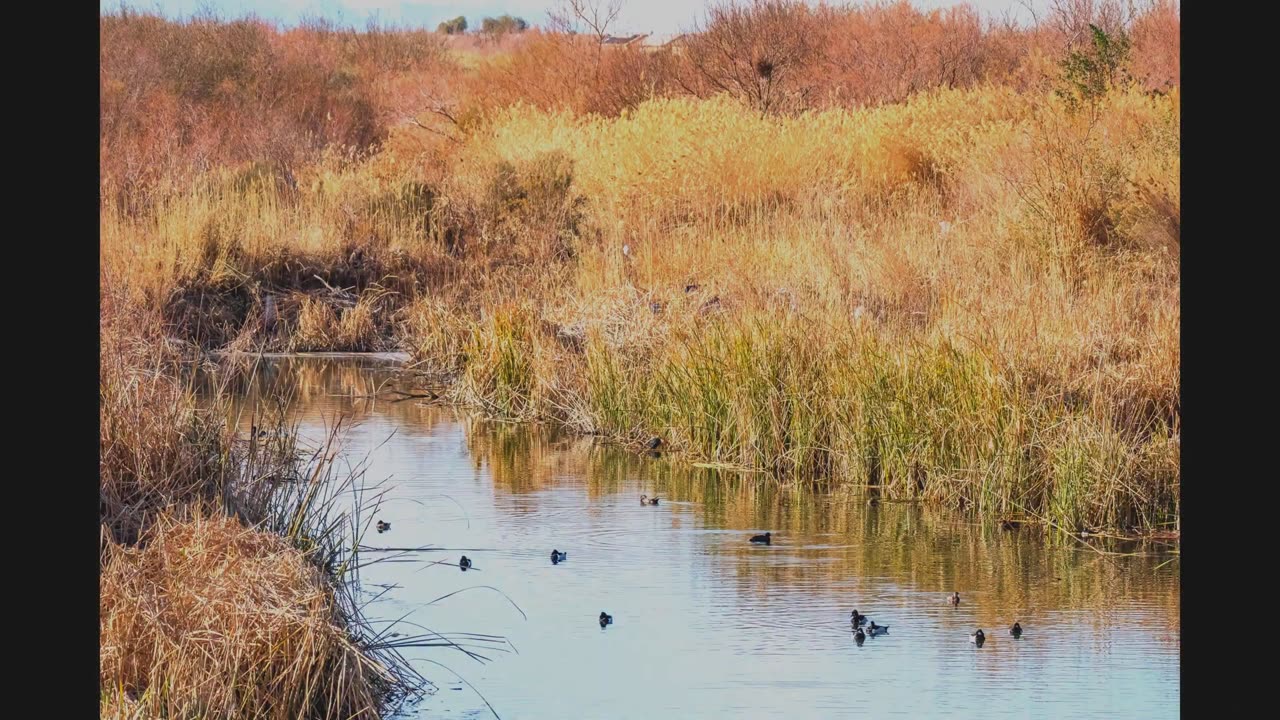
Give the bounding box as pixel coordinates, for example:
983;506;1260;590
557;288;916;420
101;1;1049;34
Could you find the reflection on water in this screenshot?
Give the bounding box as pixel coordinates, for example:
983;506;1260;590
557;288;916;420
218;357;1180;719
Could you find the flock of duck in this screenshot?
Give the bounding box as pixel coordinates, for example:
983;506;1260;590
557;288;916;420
376;495;1027;642
849;593;1023;647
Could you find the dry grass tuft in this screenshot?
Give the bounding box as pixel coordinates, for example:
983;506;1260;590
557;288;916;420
100;307;226;546
100;513;390;719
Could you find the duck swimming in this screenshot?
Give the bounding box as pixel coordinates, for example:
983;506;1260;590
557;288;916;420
375;520;390;533
1010;622;1022;639
854;627;866;644
640;494;659;506
850;610;867;627
947;592;960;606
970;629;986;646
599;612;613;628
866;621;889;637
459;555;472;571
551;550;567;564
750;532;772;544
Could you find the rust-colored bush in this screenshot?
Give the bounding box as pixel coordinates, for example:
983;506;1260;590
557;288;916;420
816;2;995;106
1131;0;1180;91
676;1;821;113
463;31;680;117
100;10;449;209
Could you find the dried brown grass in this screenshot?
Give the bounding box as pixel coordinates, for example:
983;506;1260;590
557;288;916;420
100;513;390;719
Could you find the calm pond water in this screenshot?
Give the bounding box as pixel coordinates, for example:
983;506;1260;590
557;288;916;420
222;356;1180;719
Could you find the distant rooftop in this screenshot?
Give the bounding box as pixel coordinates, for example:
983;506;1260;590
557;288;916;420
601;33;646;46
642;33;688;47
601;33;690;48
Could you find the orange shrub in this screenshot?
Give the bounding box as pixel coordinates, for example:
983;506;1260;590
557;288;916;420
463;31;680;117
1131;0;1180;91
100;10;450;208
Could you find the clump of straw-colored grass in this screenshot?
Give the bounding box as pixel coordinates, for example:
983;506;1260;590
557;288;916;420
100;311;226;546
100;513;391;719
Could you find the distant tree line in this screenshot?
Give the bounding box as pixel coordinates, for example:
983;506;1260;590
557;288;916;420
437;14;530;36
483;15;529;34
437;16;467;35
